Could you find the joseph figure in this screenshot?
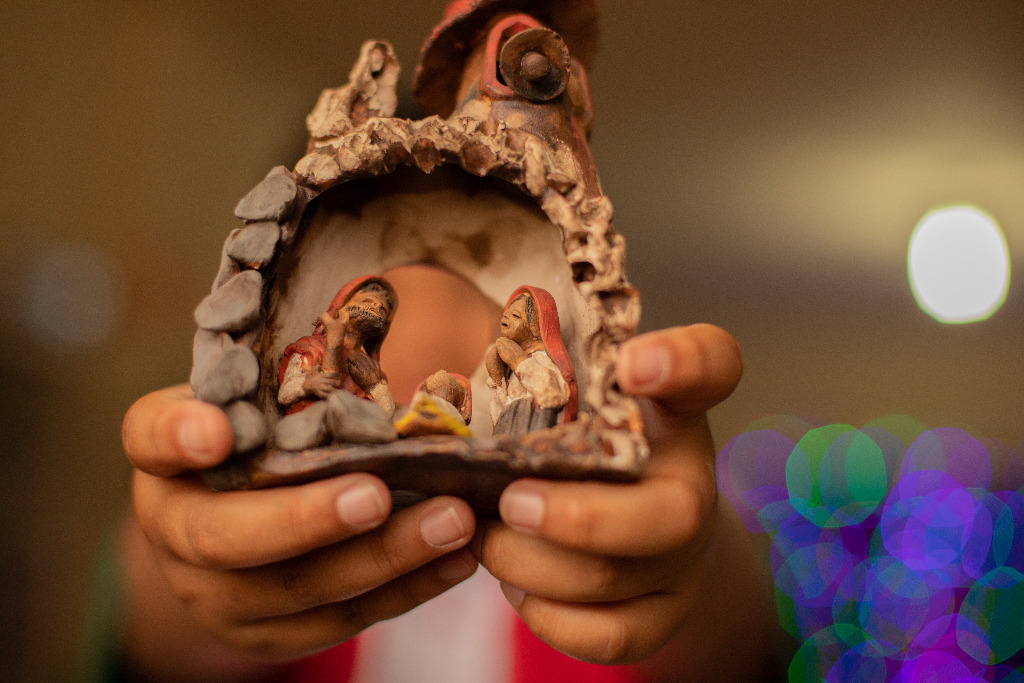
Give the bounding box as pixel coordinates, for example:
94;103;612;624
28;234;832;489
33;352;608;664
277;275;398;419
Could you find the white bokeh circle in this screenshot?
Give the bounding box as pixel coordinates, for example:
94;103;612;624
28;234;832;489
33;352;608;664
908;206;1010;324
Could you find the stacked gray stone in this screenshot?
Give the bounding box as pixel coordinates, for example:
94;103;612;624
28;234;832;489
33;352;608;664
324;390;397;444
273;391;398;452
190;166;301;454
190;165;401;455
274;402;329;452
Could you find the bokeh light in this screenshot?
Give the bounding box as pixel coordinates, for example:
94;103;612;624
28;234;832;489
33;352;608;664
857;556;953;649
905;614;990;680
979;492;1024;576
17;241;125;352
907;206;1010;324
993;665;1024;683
772;514;869;639
879;469;989;584
717;417;1024;681
717;429;795;533
826;639;896;683
786;425;888;528
960;567;1024;664
900;428;992;491
789;624;873;683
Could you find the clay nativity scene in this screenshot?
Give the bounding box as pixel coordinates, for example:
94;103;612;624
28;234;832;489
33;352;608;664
191;0;649;512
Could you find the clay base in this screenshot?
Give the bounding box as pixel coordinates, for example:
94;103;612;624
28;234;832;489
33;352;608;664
202;427;643;516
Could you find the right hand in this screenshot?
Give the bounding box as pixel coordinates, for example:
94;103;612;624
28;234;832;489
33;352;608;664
122;385;478;661
303;370;343;398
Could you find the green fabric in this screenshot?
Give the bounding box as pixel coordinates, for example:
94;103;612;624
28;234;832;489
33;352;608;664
76;525;126;683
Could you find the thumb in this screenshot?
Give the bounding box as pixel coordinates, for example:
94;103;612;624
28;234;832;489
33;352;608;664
122;385;234;477
615;324;742;417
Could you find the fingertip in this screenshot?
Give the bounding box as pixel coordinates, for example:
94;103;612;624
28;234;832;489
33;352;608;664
125;389;234;476
617;325;742;411
693;321;742;369
435;549;479;584
616;335;672;395
691;323;743;402
173;400;235;469
419;497;476;550
500;581;526;609
335;477;391;530
468;527;486;561
498;483;546;534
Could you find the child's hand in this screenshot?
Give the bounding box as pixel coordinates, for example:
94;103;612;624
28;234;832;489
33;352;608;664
476;324;743;665
122;385;478;662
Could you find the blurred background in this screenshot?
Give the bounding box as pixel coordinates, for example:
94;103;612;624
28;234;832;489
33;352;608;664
1;0;1021;679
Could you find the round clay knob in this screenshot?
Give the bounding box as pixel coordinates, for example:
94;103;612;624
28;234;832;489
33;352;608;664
520;51;552;82
498;27;571;102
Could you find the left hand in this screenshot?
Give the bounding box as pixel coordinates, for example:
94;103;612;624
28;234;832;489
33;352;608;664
476;324;742;665
122;386;478;668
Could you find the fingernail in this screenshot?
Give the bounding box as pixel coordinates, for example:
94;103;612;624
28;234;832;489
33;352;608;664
336;483;387;529
421;505;468;548
500;582;525;608
620;342;670;392
435;551;478;583
177;415;219;466
499;488;545;532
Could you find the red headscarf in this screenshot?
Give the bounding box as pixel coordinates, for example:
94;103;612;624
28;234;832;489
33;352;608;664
503;285;578;424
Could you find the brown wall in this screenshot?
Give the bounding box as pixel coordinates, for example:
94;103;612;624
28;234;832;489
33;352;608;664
1;1;1021;679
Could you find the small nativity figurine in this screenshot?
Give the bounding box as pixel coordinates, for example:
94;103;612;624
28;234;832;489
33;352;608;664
275;276;399;450
486;286;576;436
278;276;397;415
394;370;474;438
192;0;649;509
